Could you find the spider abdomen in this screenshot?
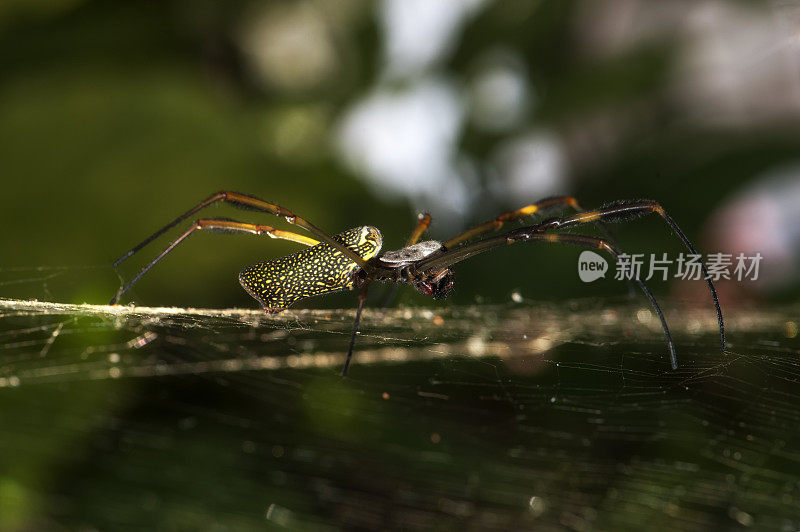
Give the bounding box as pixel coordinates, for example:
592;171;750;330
238;226;382;311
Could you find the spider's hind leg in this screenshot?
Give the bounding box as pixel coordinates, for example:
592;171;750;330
112;190;370;272
110;218;319;305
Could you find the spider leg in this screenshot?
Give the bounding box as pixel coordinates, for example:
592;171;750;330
546;233;677;369
110;218;319;304
419;199;726;355
434;231;679;369
444;196;618;247
343;282;370;376
113;190;370;271
407;212;433;246
527;199;724;350
381;213;433;308
445;196;639;295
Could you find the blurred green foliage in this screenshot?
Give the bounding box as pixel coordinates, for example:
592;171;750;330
2;0;798;309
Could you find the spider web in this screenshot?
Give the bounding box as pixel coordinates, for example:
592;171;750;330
1;266;799;530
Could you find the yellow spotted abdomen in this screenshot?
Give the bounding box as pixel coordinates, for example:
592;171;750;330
239;226;382;311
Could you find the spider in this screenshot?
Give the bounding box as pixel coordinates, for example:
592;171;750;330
110;191;726;375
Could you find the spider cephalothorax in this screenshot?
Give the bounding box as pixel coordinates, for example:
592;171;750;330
110;190;726;376
374;240;455;299
342;238;456;299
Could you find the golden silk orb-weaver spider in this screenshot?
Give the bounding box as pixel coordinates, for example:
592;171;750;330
110;191;726;375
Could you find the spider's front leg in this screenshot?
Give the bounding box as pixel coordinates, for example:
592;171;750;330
444;195;638;294
414;200;726;368
513;233;678;369
526;199;725;350
444;195;623;247
418;230;680;369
